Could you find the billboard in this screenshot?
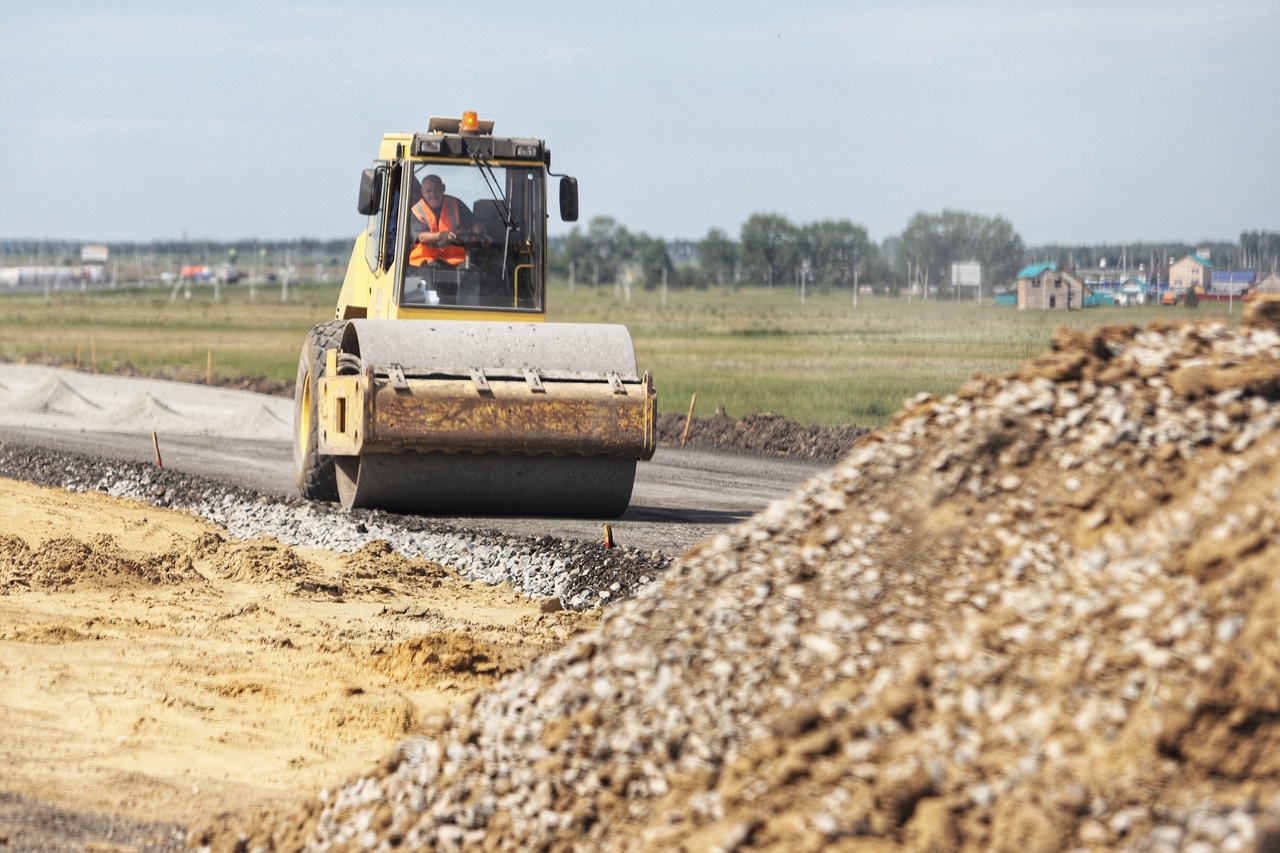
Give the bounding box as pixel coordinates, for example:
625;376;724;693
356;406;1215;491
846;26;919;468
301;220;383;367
951;261;981;288
80;244;109;264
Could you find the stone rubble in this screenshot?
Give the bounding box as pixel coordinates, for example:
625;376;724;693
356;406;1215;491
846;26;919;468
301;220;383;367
198;300;1280;852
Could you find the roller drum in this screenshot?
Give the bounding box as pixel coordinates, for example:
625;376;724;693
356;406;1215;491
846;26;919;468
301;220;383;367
329;319;651;517
336;453;637;517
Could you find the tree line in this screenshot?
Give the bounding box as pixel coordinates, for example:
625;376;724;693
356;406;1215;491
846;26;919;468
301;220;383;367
551;210;1027;298
552;217;1280;297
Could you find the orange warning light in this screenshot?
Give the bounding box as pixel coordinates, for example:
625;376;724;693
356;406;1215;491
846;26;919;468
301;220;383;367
461;111;480;132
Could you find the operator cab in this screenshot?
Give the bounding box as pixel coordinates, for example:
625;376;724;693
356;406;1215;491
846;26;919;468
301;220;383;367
353;112;578;319
399;161;544;311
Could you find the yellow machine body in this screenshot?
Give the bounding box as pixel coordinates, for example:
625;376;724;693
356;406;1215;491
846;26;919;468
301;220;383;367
293;115;656;517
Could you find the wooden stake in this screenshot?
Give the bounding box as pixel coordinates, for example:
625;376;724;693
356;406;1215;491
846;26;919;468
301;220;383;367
681;392;698;446
206;349;212;385
90;337;97;374
151;431;163;468
75;343;81;370
602;523;614;549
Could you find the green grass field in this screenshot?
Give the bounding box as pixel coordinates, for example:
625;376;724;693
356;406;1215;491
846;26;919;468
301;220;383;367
0;280;1244;428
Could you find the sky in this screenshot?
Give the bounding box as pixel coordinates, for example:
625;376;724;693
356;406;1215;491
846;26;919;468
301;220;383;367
1;1;1277;247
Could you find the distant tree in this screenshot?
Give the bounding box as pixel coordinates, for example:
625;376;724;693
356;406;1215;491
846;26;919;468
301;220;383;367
633;234;673;290
1241;230;1280;272
863;242;897;292
802;219;871;292
740;213;799;287
555;226;593;281
587;216;631;285
698;228;738;287
898;209;1024;298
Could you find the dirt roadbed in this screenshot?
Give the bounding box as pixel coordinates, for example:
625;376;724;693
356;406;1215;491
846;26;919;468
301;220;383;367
0;478;597;852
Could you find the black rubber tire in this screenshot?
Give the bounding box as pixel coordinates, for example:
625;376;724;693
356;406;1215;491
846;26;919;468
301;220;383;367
292;320;346;501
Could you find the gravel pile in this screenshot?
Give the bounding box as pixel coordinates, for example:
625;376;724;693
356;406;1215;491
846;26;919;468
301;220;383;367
0;445;669;611
202;299;1280;852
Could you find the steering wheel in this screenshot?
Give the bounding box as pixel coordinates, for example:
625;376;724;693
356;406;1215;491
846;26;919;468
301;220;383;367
449;231;492;249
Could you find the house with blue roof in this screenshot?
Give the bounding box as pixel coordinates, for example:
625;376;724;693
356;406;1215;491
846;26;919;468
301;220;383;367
1211;270;1255;295
1016;262;1086;311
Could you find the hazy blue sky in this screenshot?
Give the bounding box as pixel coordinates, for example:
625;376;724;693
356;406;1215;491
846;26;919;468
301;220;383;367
1;1;1276;246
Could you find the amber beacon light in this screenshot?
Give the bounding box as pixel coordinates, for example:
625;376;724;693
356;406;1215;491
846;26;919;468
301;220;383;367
460;110;480;132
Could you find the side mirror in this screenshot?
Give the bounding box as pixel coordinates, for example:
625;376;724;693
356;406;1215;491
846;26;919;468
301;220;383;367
357;168;381;216
559;176;579;222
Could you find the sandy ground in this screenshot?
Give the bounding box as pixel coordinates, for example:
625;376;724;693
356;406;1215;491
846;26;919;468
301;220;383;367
0;477;596;850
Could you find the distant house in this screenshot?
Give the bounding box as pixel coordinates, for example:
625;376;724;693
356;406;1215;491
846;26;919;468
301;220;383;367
1255;271;1280;294
1212;271;1255;294
1017;262;1085;311
1169;254;1213;294
1118;277;1149;306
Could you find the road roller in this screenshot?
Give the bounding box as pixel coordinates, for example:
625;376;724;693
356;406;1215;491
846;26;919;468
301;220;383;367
293;112;656;517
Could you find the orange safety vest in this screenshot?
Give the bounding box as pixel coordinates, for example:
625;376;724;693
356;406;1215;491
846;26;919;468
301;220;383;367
409;197;467;266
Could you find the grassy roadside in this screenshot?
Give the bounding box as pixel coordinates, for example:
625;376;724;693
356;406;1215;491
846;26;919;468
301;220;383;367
0;280;1243;428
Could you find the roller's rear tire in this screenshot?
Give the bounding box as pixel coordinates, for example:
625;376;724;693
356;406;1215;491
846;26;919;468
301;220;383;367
293;321;346;501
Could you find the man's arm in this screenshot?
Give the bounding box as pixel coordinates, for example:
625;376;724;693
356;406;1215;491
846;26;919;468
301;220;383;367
456;203;488;237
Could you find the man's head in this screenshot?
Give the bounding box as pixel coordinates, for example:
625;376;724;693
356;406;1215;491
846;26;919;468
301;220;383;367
421;175;445;208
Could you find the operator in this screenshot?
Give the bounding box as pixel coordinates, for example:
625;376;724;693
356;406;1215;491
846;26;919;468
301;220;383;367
407;174;487;267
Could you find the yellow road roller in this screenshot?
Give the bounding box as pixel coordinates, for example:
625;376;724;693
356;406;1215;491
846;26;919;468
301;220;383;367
293;112;656;517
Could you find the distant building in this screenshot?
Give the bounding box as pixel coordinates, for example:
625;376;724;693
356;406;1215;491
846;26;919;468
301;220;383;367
1255;271;1280;294
1016;262;1085;311
1211;270;1255;294
1169;254;1212;294
1118;277;1149;306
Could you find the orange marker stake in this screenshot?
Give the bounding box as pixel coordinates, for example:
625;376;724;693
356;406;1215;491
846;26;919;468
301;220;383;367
681;392;698;446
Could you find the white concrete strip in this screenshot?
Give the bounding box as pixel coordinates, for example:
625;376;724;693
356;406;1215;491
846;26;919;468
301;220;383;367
0;364;292;441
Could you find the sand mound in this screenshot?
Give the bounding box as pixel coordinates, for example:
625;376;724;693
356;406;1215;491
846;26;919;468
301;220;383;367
207;402;291;440
208;539;330;589
198;298;1280;853
3;375;102;417
365;632;549;691
0;533;205;591
341;539;455;583
102;391;200;433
